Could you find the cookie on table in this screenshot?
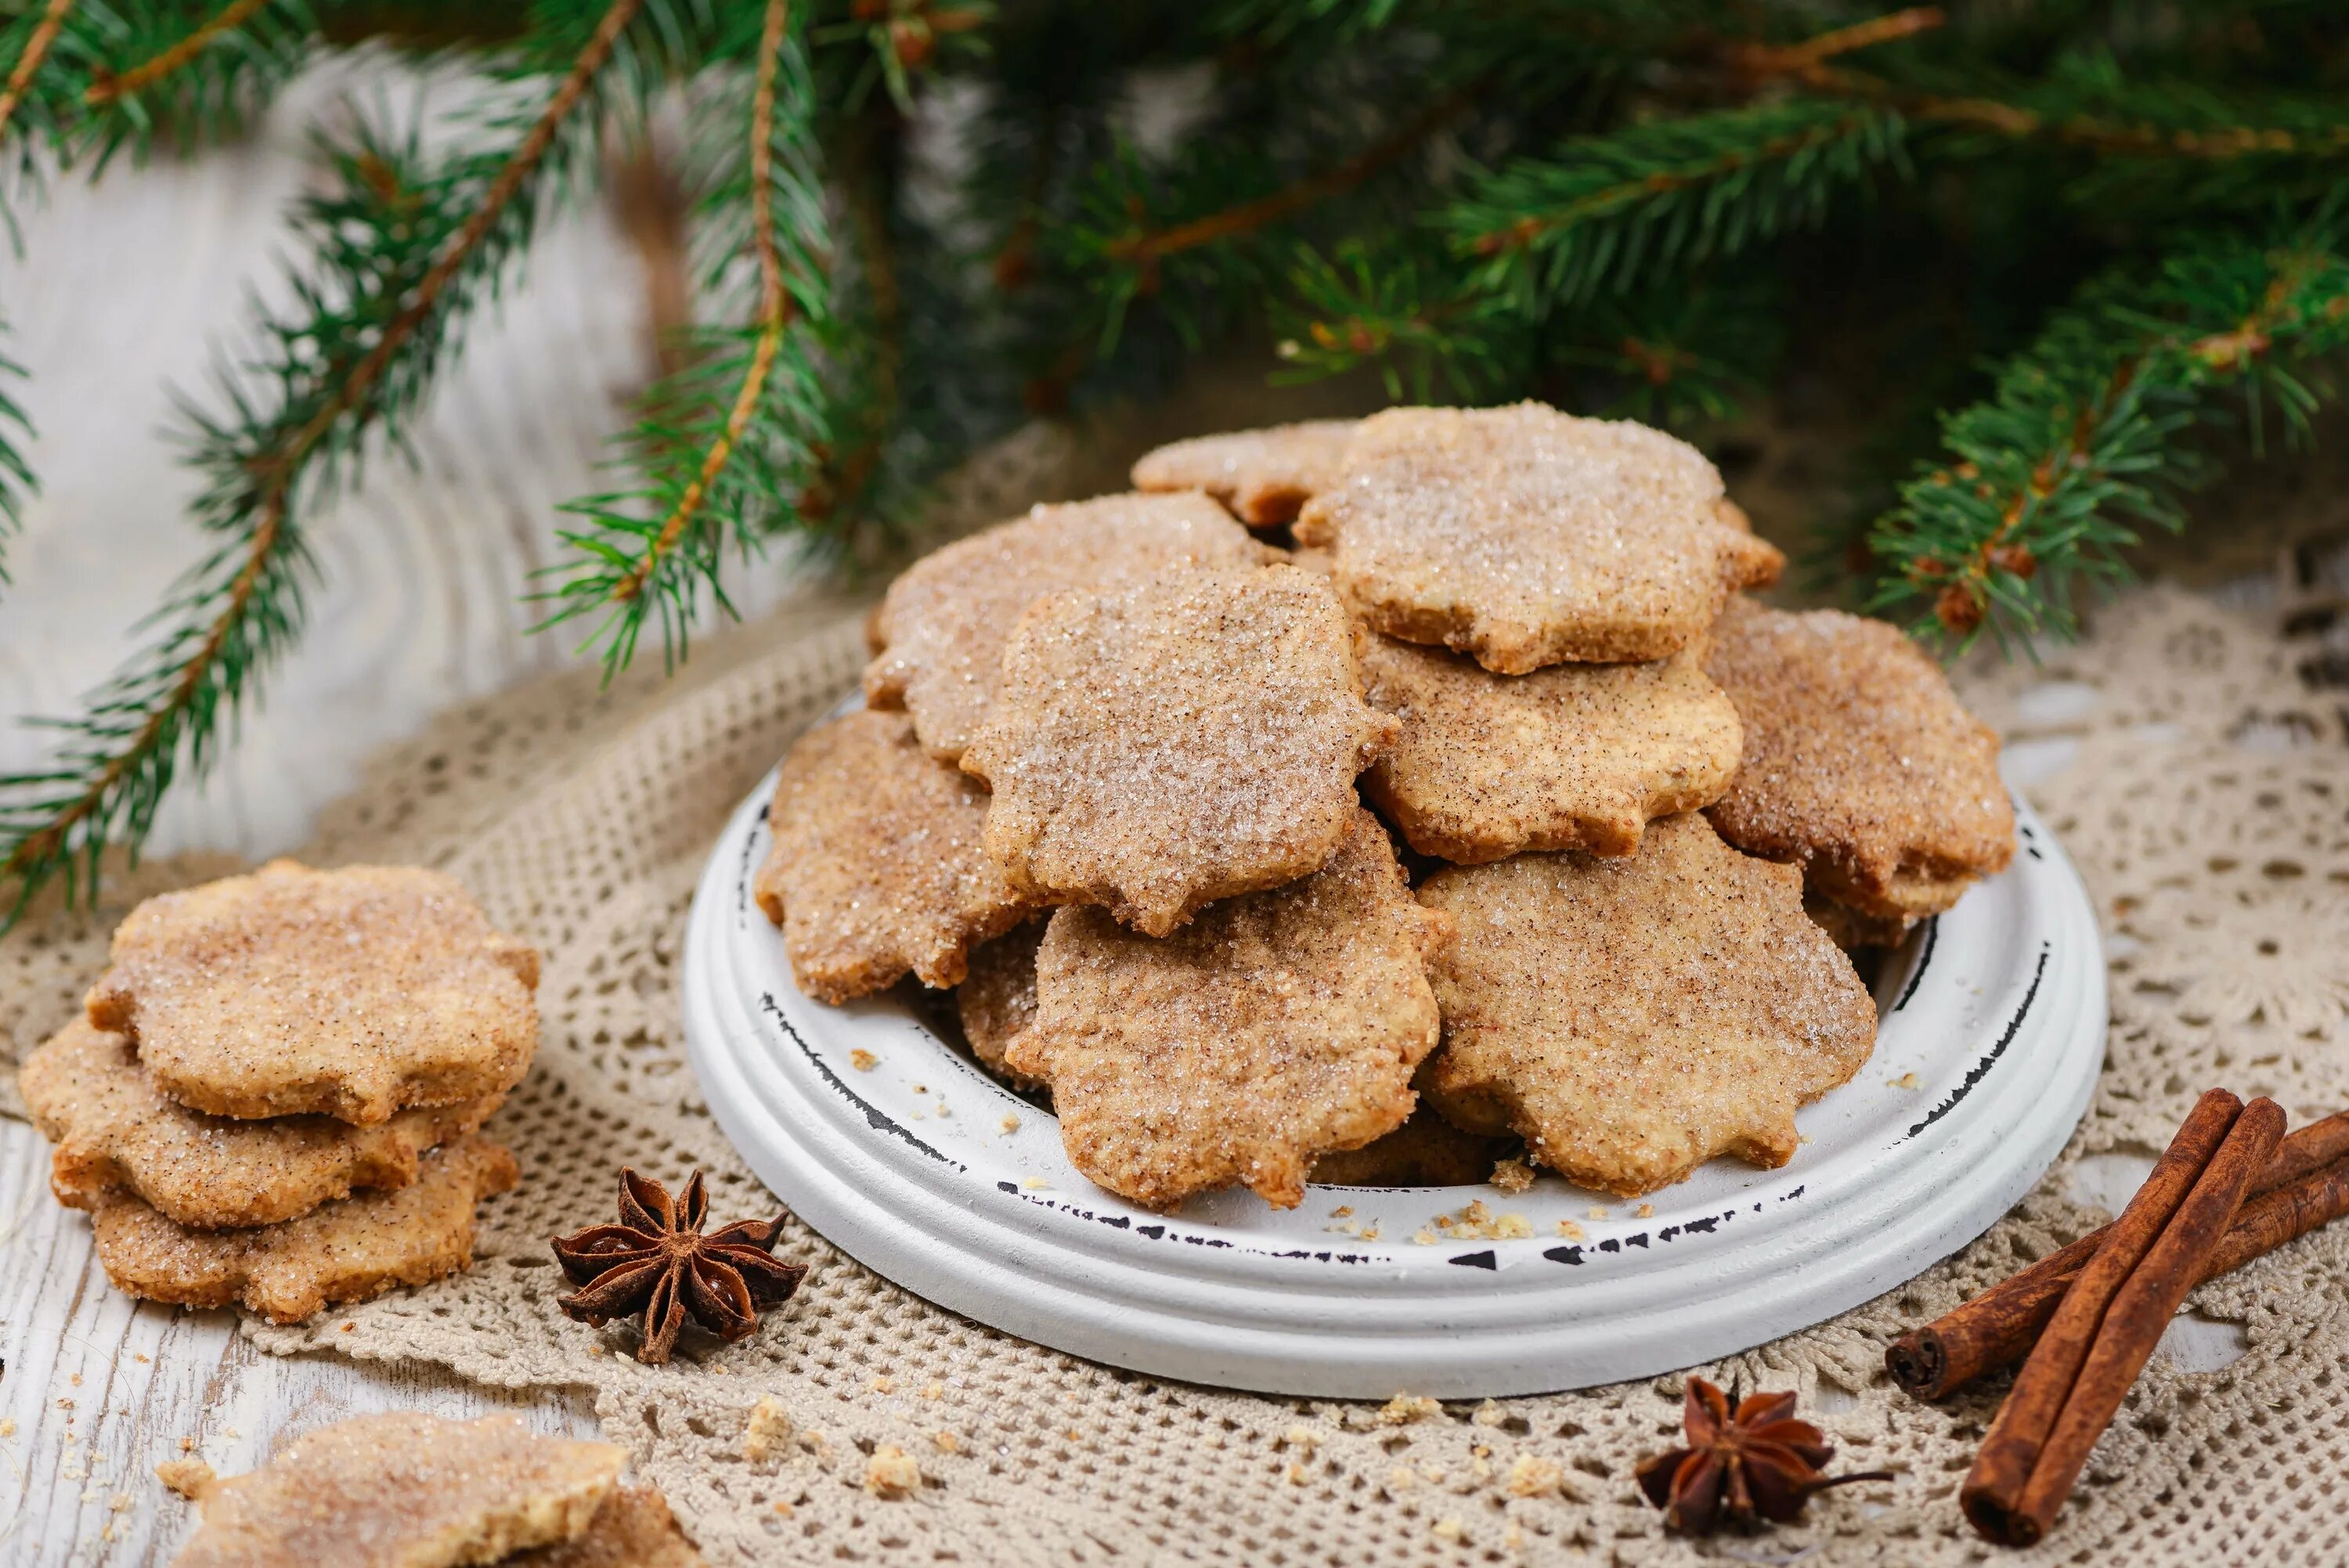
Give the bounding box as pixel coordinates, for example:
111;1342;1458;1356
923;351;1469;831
1308;1104;1500;1188
1416;813;1877;1196
1294;403;1784;672
1358;633;1741;863
1131;419;1355;526
864;492;1267;760
92;1135;518;1323
84;860;538;1126
1005;809;1449;1210
19;1018;502;1229
755;708;1038;1003
956;920;1045;1085
164;1411;625;1568
962;564;1398;937
1702;597;2015;921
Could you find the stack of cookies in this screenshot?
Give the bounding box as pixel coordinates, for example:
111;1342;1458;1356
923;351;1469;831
756;401;2015;1209
17;860;536;1322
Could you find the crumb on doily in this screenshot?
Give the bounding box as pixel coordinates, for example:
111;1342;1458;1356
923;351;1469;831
864;1444;920;1498
1376;1394;1442;1426
1506;1454;1564;1498
744;1395;792;1463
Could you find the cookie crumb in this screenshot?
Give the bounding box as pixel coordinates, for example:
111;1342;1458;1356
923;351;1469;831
1377;1393;1442;1426
999;1113;1020;1134
774;1499;796;1516
921;1381;944;1400
1585;1206;1608;1221
1387;1465;1416;1491
1555;1220;1583;1240
1636;1203;1654;1220
1282;1424;1321;1451
1285;1461;1310;1485
744;1395;792;1462
1472;1400;1505;1428
1506;1454;1564;1498
864;1445;920;1498
1021;1177;1049;1191
0;1418;16;1438
850;1049;879;1071
1889;1070;1919;1089
1431;1517;1463;1541
869;1375;896;1395
1410;1228;1438;1245
935;1101;951;1118
933;1431;960;1454
1330;1205;1353;1219
155;1459;216;1501
1488;1158;1535;1195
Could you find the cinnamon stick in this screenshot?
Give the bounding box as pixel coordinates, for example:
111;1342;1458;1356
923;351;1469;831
1886;1107;2349;1399
2001;1097;2284;1544
1957;1087;2243;1543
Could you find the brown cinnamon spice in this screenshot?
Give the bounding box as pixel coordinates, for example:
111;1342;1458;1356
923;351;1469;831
1957;1088;2241;1541
1887;1108;2349;1399
1964;1094;2285;1547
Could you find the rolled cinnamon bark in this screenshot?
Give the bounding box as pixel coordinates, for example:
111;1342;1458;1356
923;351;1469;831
1958;1088;2242;1545
1887;1108;2349;1400
2004;1097;2284;1544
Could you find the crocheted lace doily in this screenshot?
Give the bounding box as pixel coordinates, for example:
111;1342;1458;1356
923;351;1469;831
6;565;2346;1566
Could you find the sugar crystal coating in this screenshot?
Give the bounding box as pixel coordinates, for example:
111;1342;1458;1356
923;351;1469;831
20;1018;503;1229
1702;597;2015;919
1359;633;1741;863
1131;419;1356;526
1294;402;1784;671
1007;810;1450;1210
92;1135;518;1324
1417;813;1878;1196
86;860;538;1126
863;491;1267;759
168;1411;624;1568
962;564;1399;936
756;708;1039;1003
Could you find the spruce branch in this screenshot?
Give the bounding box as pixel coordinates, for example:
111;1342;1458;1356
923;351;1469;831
0;0;664;919
83;0;276;107
1867;218;2349;649
0;0;76;149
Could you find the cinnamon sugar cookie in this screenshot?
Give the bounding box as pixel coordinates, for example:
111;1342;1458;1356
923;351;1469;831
1131;419;1355;526
1006;810;1449;1210
85;861;537;1126
956;921;1045;1084
20;1018;501;1229
864;492;1265;760
166;1411;623;1568
1308;1104;1500;1188
963;564;1397;936
1702;597;2015;920
1417;813;1876;1196
1294;403;1784;672
1359;633;1741;863
92;1135;518;1323
756;708;1037;1003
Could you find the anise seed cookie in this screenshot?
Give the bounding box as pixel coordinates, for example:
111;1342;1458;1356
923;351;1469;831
863;491;1267;760
1417;813;1877;1197
755;708;1039;1003
1131;419;1357;526
166;1411;624;1568
1702;597;2016;920
1005;809;1449;1211
956;920;1046;1085
92;1135;518;1324
85;860;537;1127
518;1484;706;1567
1294;403;1784;672
962;564;1398;936
1359;633;1742;863
1307;1104;1501;1188
20;1018;502;1229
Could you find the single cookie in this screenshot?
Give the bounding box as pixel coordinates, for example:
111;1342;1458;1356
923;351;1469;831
755;708;1037;1003
956;920;1045;1084
85;861;538;1126
1006;810;1449;1210
1702;597;2015;920
92;1136;518;1323
517;1484;705;1567
864;492;1266;760
1131;419;1356;526
962;564;1398;936
166;1411;624;1568
1358;633;1741;863
20;1019;502;1229
1308;1104;1500;1187
1417;813;1877;1196
1294;403;1784;672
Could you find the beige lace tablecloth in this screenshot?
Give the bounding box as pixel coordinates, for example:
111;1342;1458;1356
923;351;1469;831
5;574;2347;1566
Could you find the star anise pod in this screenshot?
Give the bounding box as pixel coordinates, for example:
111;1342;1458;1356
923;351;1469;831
551;1169;806;1365
1635;1377;1891;1536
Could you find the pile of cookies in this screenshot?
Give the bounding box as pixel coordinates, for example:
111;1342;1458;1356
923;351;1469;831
161;1411;701;1566
756;402;2014;1210
18;860;536;1321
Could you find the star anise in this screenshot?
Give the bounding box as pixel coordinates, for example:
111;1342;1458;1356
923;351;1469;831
551;1169;806;1365
1634;1377;1891;1536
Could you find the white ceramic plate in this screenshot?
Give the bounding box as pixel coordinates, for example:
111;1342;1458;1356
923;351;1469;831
684;770;2105;1397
